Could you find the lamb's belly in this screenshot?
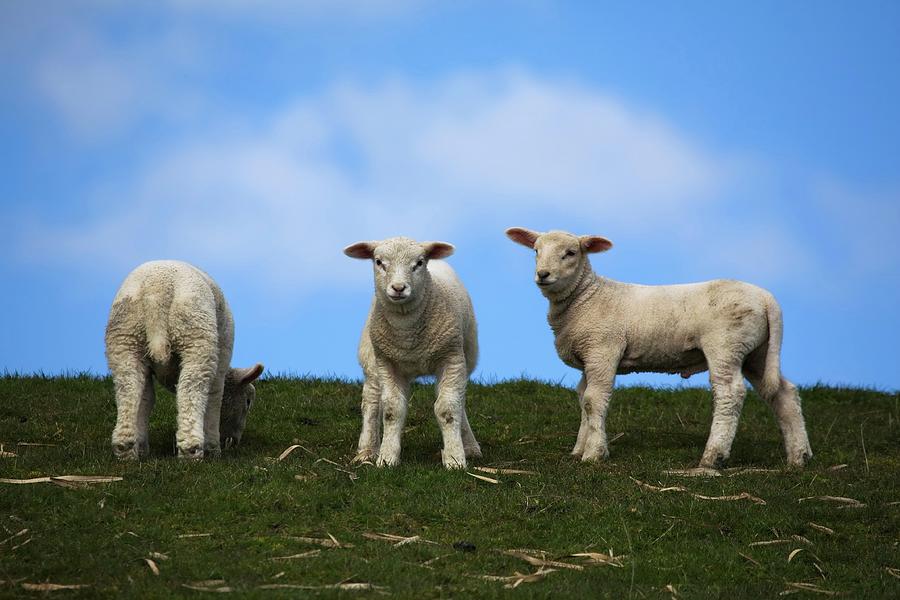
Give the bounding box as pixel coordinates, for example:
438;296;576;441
617;348;707;377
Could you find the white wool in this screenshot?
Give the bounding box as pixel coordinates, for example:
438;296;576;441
105;260;263;460
507;228;812;468
345;237;481;469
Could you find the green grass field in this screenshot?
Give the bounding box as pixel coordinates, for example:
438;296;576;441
1;376;898;598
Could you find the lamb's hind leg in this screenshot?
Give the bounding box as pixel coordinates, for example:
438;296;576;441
700;360;746;469
571;374;588;457
110;350;151;460
353;376;382;463
175;345;217;460
460;405;482;459
746;370;812;467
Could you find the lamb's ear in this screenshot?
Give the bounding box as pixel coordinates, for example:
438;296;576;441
422;241;454;260
580;235;613;254
343;241;377;259
505;227;541;249
235;363;264;385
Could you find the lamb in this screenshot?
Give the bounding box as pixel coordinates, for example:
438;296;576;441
506;227;812;469
344;237;481;469
105;260;264;460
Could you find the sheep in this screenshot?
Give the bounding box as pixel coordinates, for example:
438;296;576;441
505;227;812;469
105;260;264;460
344;236;481;469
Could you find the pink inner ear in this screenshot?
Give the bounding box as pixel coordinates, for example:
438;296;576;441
344;242;375;259
505;227;539;249
583;237;613;253
425;242;454;259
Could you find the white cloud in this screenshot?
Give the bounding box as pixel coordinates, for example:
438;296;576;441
18;71;735;292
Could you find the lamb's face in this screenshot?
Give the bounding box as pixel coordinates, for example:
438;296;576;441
505;227;613;295
220;364;264;448
344;237;455;306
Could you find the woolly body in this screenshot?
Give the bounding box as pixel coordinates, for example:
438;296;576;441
507;228;812;468
346;237;480;469
105;260;262;460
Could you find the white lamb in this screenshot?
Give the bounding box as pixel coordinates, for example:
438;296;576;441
344;237;481;469
105;260;264;460
506;227;812;469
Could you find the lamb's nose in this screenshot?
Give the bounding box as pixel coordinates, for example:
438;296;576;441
391;283;407;292
537;270;551;281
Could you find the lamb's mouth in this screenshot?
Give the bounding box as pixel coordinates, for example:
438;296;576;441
387;293;410;302
536;280;556;287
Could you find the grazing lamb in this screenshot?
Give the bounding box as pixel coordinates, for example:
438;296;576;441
505;227;812;469
105;260;264;460
344;237;481;469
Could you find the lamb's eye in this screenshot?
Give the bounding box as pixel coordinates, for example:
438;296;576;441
564;249;576;258
416;259;424;268
375;259;383;267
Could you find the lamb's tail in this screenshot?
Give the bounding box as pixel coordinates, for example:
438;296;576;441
142;292;171;364
758;295;784;400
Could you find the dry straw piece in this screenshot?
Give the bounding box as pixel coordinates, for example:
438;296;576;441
21;583;90;591
797;496;866;508
466;472;500;484
287;534;353;548
0;475;123;485
478;567;557;588
631;477;767;505
363;532;436;546
473;466;538;476
258;582;386;591
182;580;232;593
270;550;320;561
143;558;160;576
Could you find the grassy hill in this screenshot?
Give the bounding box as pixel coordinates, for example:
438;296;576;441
1;376;898;598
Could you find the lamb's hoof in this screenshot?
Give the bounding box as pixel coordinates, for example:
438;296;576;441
203;443;222;459
464;444;482;459
113;441;139;461
442;456;467;470
177;445;204;460
580;448;610;463
787;450;813;469
376;451;400;468
570;445;585;458
352;448;379;464
700;453;728;470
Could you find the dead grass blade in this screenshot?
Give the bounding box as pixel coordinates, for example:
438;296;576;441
807;523;835;535
749;539;791;547
143;558;160;576
270;550;320;561
783;581;842;596
609;432;625;444
632;478;766;505
258;582;386;591
827;464;848;471
473;466;538;476
663;467;721;477
149;552;170;561
0;475;122;485
788;548;804;562
21;583;90;591
884;567;900;579
504;550;584;571
363;532;436;546
287;535;353;548
738;551;761;566
568;552;625;567
0;529;28;545
182;583;232;593
798;496;866;508
177;533;212;539
724;467;781;476
276;445;302;462
0;444;16;458
478;568;557;588
467;471;500;484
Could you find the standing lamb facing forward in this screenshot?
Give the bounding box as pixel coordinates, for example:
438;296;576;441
105;260;264;460
506;227;812;469
344;237;481;469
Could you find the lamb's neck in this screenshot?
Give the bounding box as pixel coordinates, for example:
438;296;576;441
546;261;601;325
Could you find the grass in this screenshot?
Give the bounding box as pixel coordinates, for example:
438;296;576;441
1;375;899;598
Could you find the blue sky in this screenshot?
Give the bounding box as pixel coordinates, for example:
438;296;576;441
2;1;898;389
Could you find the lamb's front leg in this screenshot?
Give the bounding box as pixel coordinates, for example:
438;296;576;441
376;363;409;467
435;357;469;469
202;372;227;458
353;376;382;463
580;360;617;463
571;374;588;457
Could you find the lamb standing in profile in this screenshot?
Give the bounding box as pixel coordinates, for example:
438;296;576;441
105;260;264;460
506;227;812;469
344;237;481;469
